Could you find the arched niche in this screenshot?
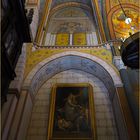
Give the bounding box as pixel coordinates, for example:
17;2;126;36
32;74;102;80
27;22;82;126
47;6;95;33
43;2;99;46
23;51;122;102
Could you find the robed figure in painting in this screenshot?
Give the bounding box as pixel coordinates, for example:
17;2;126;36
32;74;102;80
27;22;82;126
54;87;90;133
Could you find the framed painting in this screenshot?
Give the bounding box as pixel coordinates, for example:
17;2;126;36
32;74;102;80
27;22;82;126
47;83;96;140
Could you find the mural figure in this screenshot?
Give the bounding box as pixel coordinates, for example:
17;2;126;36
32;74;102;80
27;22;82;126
53;87;90;133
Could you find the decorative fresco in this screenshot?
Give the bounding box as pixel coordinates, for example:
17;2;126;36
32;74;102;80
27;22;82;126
56;33;69;45
112;9;140;38
57;22;86;33
53;7;90;18
24;44;113;78
47;84;96;140
109;0;139;8
51;0;92;8
106;0;139;39
73;33;86;45
46;6;94;34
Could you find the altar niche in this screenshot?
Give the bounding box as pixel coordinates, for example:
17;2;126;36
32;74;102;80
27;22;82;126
47;83;96;140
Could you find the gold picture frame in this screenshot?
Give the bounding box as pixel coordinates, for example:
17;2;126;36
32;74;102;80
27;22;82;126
47;83;96;140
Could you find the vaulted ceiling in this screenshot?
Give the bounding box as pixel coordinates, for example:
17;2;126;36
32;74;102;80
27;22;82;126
51;0;92;8
106;0;140;39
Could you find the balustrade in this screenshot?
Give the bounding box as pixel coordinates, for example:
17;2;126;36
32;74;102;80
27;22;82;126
33;39;122;56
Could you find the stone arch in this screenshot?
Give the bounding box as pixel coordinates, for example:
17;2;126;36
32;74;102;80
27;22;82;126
49;2;92;18
23;51;122;101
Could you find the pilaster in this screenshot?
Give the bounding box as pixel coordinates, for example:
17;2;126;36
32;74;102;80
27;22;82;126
91;0;106;42
9;43;27;97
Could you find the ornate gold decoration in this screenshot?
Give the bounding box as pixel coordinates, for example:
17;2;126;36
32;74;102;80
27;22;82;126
24;44;113;78
112;9;140;38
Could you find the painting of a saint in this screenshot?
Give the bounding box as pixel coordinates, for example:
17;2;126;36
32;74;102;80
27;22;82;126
47;84;96;140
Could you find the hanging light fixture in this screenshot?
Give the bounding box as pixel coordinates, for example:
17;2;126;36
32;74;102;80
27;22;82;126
117;0;139;69
125;17;132;24
118;0;132;24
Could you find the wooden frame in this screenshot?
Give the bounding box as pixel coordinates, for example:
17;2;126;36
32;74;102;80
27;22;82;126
47;83;96;140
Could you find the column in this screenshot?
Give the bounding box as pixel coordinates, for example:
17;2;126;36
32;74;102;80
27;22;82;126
70;34;73;45
35;0;53;44
49;34;53;46
90;33;94;45
52;34;56;45
92;32;98;45
113;56;138;139
106;43;111;51
7;90;33;140
119;69;139;134
110;43;117;56
45;33;51;46
113;56;127;70
2;95;18;140
9;43;26;95
91;0;106;42
86;33;90;45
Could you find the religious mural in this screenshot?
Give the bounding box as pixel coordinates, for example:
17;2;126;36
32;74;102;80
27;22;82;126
56;33;69;45
106;0;140;39
112;9;140;38
73;33;86;45
47;84;96;140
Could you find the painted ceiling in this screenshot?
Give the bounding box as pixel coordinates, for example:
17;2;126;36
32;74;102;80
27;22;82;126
112;9;140;38
53;7;91;18
47;6;95;33
106;0;140;39
51;0;92;8
109;0;139;9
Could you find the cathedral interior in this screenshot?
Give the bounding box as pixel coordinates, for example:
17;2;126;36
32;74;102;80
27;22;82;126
1;0;139;140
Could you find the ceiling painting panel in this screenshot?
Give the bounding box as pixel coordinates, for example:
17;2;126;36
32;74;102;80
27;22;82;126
112;8;140;38
47;6;95;33
106;0;140;39
51;0;92;8
53;7;90;18
109;0;139;8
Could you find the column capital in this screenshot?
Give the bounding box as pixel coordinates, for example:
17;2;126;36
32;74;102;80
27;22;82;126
113;56;127;70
